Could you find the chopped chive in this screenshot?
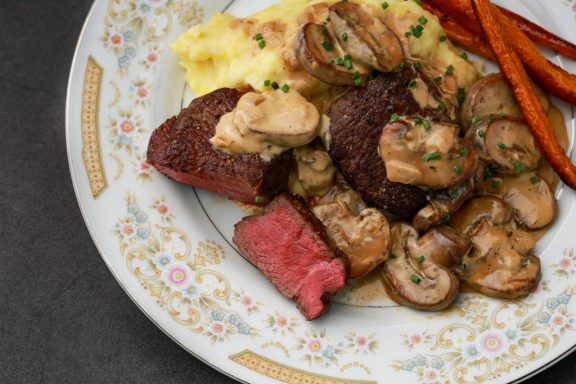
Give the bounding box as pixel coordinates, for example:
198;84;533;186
408;79;417;88
461;52;468;60
414;115;423;125
497;143;506;150
321;40;333;51
271;81;279;90
354;78;363;86
423;151;441;162
336;57;344;66
254;33;263;41
499;112;507;118
343;53;352;61
460;263;467;271
342;32;349;41
414;61;422;70
411;274;422;284
389;250;396;259
441;214;452;223
438;102;447;112
264;79;271;87
352;71;361;79
367;72;375;81
445;64;454;76
491;180;500;189
488;114;495;122
321;26;329;35
390;113;400;122
413;0;422;5
472;115;484;124
423;120;432;131
439;35;447;42
417;255;425;263
281;83;290;93
478;129;486;138
433;76;442;83
530;175;539;184
405;31;412;38
382;1;389;9
514;161;525;174
327;58;335;65
410;25;423;38
454;165;463;174
449;189;460;199
400;62;407;70
345;59;353;69
255;196;265;203
419;16;428;25
457;87;466;105
460;146;469;157
258;40;266;49
326;15;331;22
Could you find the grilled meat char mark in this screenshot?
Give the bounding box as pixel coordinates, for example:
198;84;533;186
147;88;293;205
328;68;450;218
233;193;350;320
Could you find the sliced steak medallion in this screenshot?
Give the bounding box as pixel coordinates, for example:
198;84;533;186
233;193;350;320
328;68;449;217
147;88;293;205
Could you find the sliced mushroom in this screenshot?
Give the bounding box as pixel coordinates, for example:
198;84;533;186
449;196;512;235
294;141;337;197
477;173;557;230
380;223;460;311
415;226;471;269
379;118;478;189
413;178;475;233
461;73;549;130
310;184;391;279
459;221;541;299
328;2;404;72
295;22;370;86
466;118;542;174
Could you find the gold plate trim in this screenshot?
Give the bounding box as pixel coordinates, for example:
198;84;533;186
81;56;107;198
230;350;378;384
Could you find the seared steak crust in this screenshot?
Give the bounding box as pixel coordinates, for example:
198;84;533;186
147;88;293;204
328;69;448;217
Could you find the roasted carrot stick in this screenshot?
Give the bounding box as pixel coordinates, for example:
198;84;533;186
496;5;576;60
470;0;576;189
429;0;576;105
422;2;494;60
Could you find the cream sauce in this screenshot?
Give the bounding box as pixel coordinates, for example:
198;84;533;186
210;89;320;161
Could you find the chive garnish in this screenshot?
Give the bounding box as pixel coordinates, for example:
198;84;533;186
439;35;447;42
461;52;468;60
390;113;400;122
411;274;422;284
514;161;525;174
454;165;463;174
423;151;441;162
414;115;423;125
445;64;454;76
255;196;265;203
271;81;279;90
258;40;266;49
382;2;389;9
417;255;425;263
342;32;349;41
530;175;539;184
254;33;263;41
423;120;432;131
281;83;290;93
264;79;271;87
321;40;333;51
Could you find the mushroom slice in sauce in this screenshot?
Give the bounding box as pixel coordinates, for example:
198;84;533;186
294;141;337;198
379;118;478;189
459;221;541;299
415;226;471;269
413;178;475;233
477;173;557;230
328;2;404;72
295;22;370;86
380;223;460;311
310;184;391;279
461;73;550;130
449;196;512;235
466;118;541;174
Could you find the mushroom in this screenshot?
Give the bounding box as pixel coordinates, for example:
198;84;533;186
477;173;557;230
412;178;475;233
459;221;541;299
461;73;550;130
295;22;370;86
328;2;404;72
449;195;512;235
310;184;391;279
380;223;460;311
294;141;337;197
466;117;542;174
379;118;478;189
415;225;471;269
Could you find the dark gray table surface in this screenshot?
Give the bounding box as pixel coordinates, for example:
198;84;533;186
1;0;575;383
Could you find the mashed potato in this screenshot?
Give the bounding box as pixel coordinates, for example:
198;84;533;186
171;0;479;98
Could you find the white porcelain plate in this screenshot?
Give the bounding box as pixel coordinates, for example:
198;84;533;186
66;1;576;383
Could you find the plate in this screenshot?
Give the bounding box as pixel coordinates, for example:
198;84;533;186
66;1;576;383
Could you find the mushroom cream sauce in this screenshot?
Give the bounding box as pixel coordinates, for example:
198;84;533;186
171;0;569;306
